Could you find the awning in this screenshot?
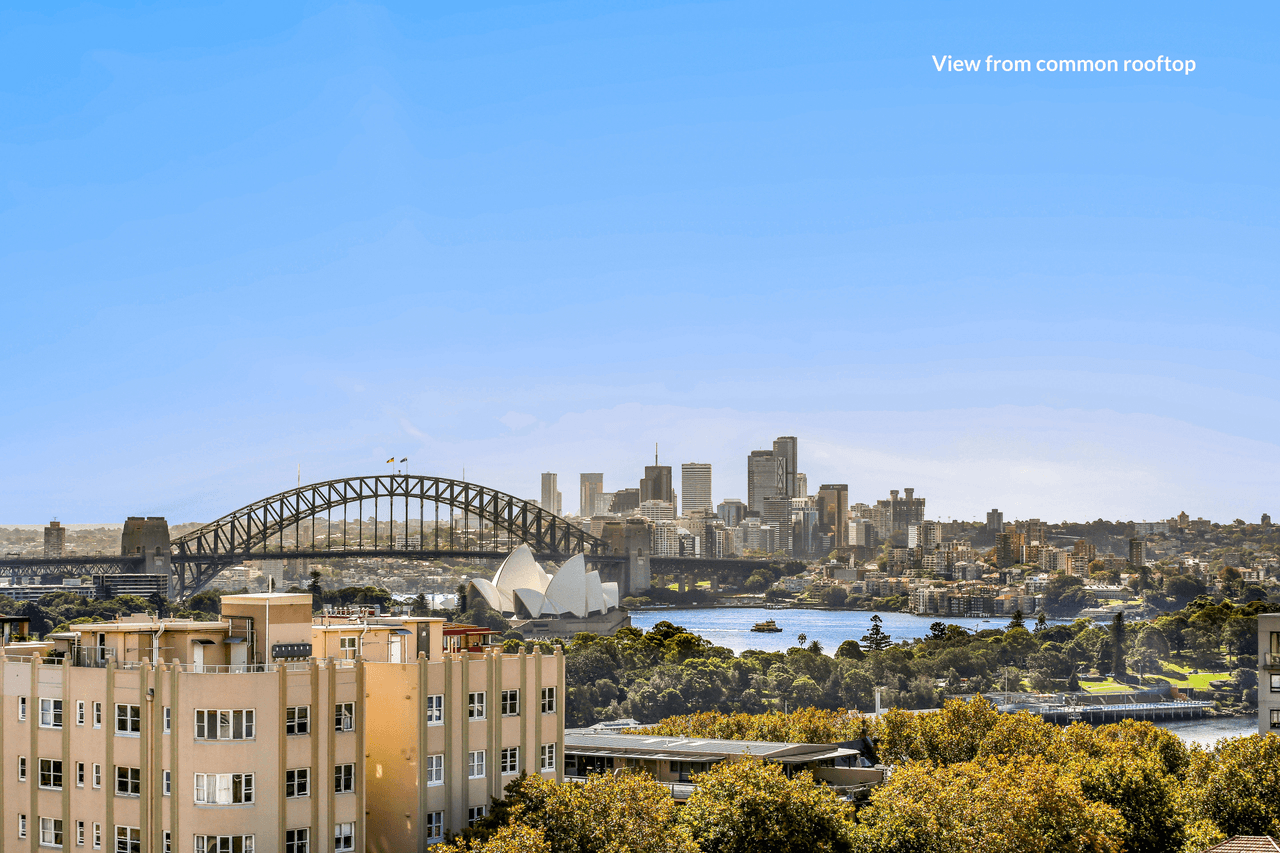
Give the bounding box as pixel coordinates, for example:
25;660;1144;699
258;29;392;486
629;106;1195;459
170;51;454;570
222;637;245;644
192;639;216;645
394;629;413;636
774;748;859;764
565;748;725;762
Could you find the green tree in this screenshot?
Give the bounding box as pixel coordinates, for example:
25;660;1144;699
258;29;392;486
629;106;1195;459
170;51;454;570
1185;734;1280;838
821;586;848;608
1007;609;1026;630
1110;614;1126;680
678;759;855;853
835;639;865;660
862;615;891;652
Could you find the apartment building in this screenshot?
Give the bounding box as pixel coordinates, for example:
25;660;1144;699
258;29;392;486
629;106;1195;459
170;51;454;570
1260;612;1280;736
0;592;564;852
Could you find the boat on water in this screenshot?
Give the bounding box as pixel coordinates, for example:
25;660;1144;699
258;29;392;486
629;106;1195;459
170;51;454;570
750;619;783;633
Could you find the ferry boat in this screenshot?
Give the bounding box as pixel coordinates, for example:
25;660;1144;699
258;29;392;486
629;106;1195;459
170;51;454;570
750;619;783;633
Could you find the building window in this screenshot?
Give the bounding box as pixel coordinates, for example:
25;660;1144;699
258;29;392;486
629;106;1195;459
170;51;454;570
194;709;255;740
163;707;171;734
1272;709;1280;729
163;770;171;796
339;636;358;658
115;705;141;735
163;832;170;853
334;763;355;794
334;822;355;852
19;814;27;838
40;698;64;728
540;687;556;714
426;694;443;726
425;812;444;843
114;826;140;853
93;764;102;788
540;743;556;771
115;766;141;797
501;689;520;716
1271;673;1280;693
193;837;253;853
19;755;27;781
77;762;85;787
194;773;254;804
39;758;63;790
468;692;486;720
334;703;355;732
425;754;444;786
77;701;86;726
93;823;101;850
285;768;310;798
468;750;486;779
500;747;519;775
19;695;27;721
285;706;310;735
77;821;85;847
41;816;64;848
93;703;102;728
285;829;309;853
467;806;486;827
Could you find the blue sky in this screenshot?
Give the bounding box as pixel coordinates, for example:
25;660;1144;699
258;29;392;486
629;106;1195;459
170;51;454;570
2;1;1277;524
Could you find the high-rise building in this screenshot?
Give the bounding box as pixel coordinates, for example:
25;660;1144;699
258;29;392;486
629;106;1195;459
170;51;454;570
816;485;849;547
540;473;562;516
640;449;675;506
871;488;926;539
717;499;747;528
43;520;65;557
985;509;1003;531
1257;613;1280;735
747;450;784;513
762;495;793;554
611;488;640;515
794;473;808;499
850;519;878;548
1128;538;1147;569
580;473;604;518
908;521;943;551
592;493;616;515
1017;518;1048;547
637;500;675;522
680;463;712;516
772;436;798;497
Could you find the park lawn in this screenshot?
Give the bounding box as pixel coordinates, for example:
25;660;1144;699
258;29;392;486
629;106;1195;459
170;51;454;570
1154;666;1231;691
1079;678;1133;694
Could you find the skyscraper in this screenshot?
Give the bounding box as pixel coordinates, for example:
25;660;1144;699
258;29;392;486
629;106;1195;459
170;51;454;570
816;484;849;547
762;495;793;554
640;448;675;506
681;463;713;516
540;473;562;516
718;499;747;528
773;436;798;497
747;450;784;513
43;520;65;557
986;509;1003;531
580;473;604;518
795;473;808;499
1128;538;1146;569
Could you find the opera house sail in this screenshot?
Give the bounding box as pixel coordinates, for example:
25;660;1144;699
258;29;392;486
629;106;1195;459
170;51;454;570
468;545;630;638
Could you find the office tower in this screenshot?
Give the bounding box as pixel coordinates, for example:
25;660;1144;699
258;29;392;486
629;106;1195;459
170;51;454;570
816;485;849;547
681;463;713;516
1017;518;1048;547
592;493;616;515
850;519;878;548
637;500;676;522
43;521;65;558
611;488;640;514
747;450;784;513
0;593;565;852
540;473;562;517
794;473;808;499
986;509;1003;531
1128;538;1147;569
580;473;604;518
871;488;926;539
762;495;793;554
772;436;798;497
718;499;747;528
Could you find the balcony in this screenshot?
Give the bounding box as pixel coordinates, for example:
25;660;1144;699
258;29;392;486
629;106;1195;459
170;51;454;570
1265;653;1280;670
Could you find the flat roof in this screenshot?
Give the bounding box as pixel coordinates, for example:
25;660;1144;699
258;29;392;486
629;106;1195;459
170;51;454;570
563;731;860;763
221;593;312;605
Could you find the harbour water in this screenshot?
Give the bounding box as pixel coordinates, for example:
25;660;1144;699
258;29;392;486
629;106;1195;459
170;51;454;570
629;607;1260;745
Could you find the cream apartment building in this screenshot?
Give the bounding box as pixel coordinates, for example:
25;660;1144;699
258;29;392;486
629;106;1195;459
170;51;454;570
1261;612;1280;736
0;593;564;852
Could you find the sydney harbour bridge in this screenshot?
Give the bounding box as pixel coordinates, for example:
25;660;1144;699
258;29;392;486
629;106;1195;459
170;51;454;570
0;474;775;599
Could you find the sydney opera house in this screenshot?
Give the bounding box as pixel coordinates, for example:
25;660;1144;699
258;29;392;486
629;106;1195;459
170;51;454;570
468;545;631;638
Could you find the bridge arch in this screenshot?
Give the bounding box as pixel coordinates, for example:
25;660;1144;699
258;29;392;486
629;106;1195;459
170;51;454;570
171;475;608;597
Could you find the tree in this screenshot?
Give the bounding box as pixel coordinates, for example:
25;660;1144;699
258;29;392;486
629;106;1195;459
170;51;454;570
1163;574;1205;609
862;615;891;652
1185;733;1280;838
929;621;948;641
678;759;855;853
438;824;551;853
836;639;865;660
821;586;848;608
1110;614;1126;680
797;633;808;647
1035;611;1048;632
1007;609;1026;630
1044;576;1092;616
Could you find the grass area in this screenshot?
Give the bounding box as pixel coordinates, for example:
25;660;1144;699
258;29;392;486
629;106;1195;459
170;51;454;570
1077;666;1231;695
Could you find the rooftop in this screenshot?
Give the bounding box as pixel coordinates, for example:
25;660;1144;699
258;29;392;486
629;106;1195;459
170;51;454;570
564;730;860;764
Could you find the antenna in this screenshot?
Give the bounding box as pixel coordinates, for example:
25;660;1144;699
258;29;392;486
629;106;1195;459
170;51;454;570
654;442;658;465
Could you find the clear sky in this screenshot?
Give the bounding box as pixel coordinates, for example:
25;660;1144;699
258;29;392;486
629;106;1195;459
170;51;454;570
2;1;1277;524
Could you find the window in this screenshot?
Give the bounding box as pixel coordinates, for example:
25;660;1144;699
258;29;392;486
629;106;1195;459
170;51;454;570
540;687;556;714
114;826;140;853
334;763;355;794
425;812;444;843
163;770;171;796
339;636;358;658
40;698;64;728
468;750;486;778
93;703;102;728
93;823;101;850
115;705;140;735
194;709;254;740
285;768;310;798
500;747;519;775
19;695;27;721
115;766;141;797
193;837;254;853
285;706;310;735
468;692;486;720
19;755;27;781
285;829;309;853
468;806;486;827
39;758;63;790
194;773;254;804
93;764;102;788
1271;673;1280;693
77;701;86;726
76;762;85;787
1272;709;1280;730
77;821;85;847
40;816;64;848
501;689;520;716
334;703;355;732
426;754;444;786
426;694;443;726
163;707;171;734
163;833;170;853
334;823;355;852
540;743;556;772
19;814;27;838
